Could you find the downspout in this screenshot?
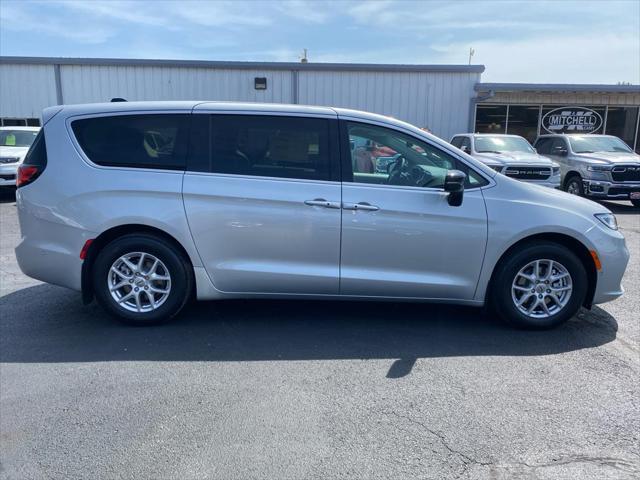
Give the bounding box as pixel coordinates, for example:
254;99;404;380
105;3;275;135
468;89;495;133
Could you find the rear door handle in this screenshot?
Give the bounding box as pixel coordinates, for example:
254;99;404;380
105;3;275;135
343;202;379;211
304;198;341;209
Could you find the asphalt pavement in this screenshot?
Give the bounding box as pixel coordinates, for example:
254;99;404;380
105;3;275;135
1;187;639;479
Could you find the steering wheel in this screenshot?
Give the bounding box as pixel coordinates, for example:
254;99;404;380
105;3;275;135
386;155;409;185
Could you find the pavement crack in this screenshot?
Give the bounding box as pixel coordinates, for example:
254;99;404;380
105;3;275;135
384;410;492;469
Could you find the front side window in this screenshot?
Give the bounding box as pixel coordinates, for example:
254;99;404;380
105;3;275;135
72;114;190;169
346;122;486;189
474;135;535;154
189;115;332;181
534;137;552;154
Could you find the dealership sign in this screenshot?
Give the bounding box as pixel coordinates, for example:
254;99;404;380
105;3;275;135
542;107;603;134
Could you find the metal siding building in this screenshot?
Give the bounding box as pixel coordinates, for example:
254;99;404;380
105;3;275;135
0;57;482;140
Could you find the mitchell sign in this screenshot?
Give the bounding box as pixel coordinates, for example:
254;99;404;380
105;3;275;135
542;107;603;134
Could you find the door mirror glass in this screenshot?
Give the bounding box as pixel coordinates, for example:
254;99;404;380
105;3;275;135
444;169;466;206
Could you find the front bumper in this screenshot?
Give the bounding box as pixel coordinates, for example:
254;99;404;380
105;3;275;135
0;163;18;186
590;227;629;305
583;179;640;199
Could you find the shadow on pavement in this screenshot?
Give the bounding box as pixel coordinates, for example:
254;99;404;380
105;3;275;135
599;200;639;215
0;187;16;204
0;284;618;376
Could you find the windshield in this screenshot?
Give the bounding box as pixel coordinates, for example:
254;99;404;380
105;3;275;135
0;130;39;148
474;136;535;154
569;136;632;154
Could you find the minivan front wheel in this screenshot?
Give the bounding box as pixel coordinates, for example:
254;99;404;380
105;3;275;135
490;242;587;329
92;234;192;325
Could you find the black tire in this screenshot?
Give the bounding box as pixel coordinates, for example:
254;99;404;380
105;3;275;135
564;174;584;196
631;199;640;208
490;242;587;329
92;233;193;325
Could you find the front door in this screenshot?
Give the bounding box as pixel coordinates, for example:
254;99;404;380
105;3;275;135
183;113;342;294
339;121;488;300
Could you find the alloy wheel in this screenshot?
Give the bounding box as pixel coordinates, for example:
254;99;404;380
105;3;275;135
511;259;573;319
108;252;172;313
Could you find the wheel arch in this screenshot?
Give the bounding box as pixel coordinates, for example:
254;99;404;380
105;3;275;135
486;232;597;309
81;224;195;304
563;170;582;188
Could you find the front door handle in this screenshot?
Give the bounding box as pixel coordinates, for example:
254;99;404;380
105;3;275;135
304;199;341;209
343;202;380;211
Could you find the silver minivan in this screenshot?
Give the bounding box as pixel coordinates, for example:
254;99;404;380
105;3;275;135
15;102;629;329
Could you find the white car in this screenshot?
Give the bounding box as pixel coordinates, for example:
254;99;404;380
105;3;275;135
0;127;40;186
451;133;561;189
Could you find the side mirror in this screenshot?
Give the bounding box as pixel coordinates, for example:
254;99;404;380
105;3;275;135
444;170;466;207
460;145;470;154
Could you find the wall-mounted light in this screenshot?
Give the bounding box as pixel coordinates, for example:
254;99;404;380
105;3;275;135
254;77;267;90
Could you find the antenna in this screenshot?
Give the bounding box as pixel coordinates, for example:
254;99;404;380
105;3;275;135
468;47;475;65
300;48;308;63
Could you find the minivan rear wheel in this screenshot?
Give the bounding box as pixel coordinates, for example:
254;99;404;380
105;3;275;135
92;234;192;325
490;242;587;329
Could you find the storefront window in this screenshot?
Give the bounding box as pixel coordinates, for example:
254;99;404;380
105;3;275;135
605;106;639;152
475;105;506;134
506;106;540;144
475;104;639;153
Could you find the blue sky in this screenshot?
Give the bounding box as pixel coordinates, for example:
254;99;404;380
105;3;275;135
1;0;638;83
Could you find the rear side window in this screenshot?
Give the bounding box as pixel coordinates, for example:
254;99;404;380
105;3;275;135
23;129;47;167
72;114;190;170
189;115;332;181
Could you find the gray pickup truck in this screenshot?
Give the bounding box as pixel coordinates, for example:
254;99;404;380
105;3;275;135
534;134;640;207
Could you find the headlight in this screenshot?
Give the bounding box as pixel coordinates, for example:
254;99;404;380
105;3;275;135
489;165;503;172
552;166;560;175
587;165;611;172
594;213;618;230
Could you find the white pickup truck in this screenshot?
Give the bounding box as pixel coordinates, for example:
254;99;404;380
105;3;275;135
450;133;561;189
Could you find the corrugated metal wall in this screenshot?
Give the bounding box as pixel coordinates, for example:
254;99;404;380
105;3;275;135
59;65;294;104
1;61;477;138
0;64;58;118
299;71;479;139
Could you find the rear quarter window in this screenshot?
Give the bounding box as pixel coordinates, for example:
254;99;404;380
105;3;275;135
71;114;190;170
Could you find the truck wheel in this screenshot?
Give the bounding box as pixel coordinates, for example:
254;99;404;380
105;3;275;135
490;242;587;329
92;233;193;325
564;174;584;196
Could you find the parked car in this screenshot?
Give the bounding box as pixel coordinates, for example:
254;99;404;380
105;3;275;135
15;102;629;329
0;126;40;186
534;134;640;207
450;133;561;189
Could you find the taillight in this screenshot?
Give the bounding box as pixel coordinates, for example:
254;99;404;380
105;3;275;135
17;165;41;188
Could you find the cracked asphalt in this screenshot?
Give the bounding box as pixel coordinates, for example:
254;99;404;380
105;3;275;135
1;187;639;479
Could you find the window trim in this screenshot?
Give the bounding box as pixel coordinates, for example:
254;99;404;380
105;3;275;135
338;119;492;191
66;110;192;173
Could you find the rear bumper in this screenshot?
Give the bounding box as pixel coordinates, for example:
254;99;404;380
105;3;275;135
583;179;640;199
15;192;94;291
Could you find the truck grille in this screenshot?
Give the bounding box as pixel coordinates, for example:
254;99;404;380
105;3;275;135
611;166;640;182
504;167;551;180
